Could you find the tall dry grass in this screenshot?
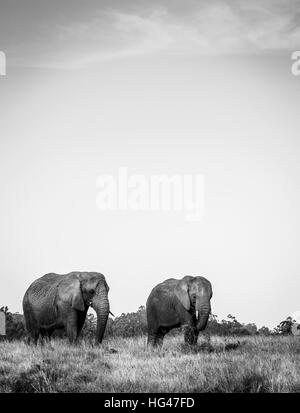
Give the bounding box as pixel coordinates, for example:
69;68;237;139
0;335;299;392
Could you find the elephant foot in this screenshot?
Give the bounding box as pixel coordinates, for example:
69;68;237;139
184;327;198;345
147;333;164;348
27;336;38;346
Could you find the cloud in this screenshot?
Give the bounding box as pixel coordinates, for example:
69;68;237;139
4;0;300;69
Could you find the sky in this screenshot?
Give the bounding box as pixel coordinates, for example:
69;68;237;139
0;0;300;328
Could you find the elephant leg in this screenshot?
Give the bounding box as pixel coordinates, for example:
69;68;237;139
28;331;39;345
24;310;39;345
147;333;156;346
184;326;198;345
155;329;166;347
191;330;199;344
148;327;166;347
65;311;79;343
39;328;54;345
76;309;88;339
147;328;157;346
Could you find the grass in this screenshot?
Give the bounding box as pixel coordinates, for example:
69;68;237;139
0;335;299;392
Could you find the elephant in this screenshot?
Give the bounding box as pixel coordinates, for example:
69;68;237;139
23;271;110;344
146;275;212;346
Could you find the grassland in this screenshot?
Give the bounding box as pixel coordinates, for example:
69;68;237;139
0;335;299;392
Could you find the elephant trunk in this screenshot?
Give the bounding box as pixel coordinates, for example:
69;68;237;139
91;287;109;344
195;298;210;332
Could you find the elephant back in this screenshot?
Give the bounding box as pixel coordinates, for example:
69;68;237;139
152;278;178;293
25;273;64;317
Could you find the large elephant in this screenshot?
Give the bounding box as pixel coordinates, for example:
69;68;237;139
146;275;212;346
23;271;110;344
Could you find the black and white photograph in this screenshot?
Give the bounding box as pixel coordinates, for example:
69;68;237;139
0;0;300;397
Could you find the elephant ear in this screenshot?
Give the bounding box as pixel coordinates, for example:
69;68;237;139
174;278;190;311
104;279;110;293
59;275;85;311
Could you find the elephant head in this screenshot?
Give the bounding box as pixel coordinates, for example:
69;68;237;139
174;276;212;332
59;272;110;343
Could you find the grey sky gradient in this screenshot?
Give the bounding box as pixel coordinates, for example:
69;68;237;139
0;1;300;328
1;0;300;68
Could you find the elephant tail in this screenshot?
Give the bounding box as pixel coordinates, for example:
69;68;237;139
22;290;39;339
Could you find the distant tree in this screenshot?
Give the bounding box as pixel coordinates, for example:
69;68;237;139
206;313;224;335
110;306;147;337
0;305;278;340
274;316;295;335
206;314;259;336
258;326;272;336
244;323;258;335
80;306;148;339
0;306;26;340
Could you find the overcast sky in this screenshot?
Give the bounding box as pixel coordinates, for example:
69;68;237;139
0;0;300;328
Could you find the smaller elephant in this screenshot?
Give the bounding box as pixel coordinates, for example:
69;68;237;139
23;271;110;344
146;275;212;346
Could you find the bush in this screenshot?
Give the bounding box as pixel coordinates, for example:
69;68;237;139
108;306;147;338
206;314;258;336
0;307;26;340
258;326;272;336
273;317;295;335
2;304;292;340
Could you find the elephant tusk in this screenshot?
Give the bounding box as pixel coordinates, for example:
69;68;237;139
196;310;199;320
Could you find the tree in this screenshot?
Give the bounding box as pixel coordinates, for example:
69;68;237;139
110;306;147;337
0;307;26;340
258;326;272;336
274;316;295;335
